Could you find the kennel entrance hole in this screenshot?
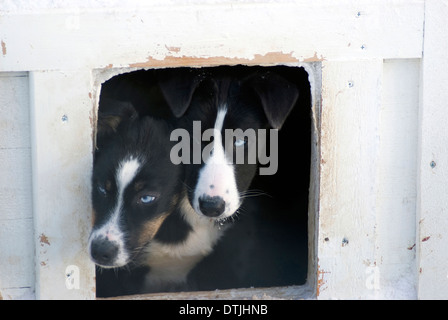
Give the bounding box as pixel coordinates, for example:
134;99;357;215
94;65;313;299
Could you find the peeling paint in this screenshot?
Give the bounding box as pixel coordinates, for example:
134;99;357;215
1;40;6;56
165;45;181;53
39;233;50;246
303;51;325;62
317;264;330;296
129;51;308;68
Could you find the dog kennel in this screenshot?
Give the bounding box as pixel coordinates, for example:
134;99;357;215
1;0;447;299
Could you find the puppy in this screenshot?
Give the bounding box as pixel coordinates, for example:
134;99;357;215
89;98;195;295
158;67;299;223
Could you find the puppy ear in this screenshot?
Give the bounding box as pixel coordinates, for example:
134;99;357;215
156;68;206;117
97;98;137;138
249;72;299;129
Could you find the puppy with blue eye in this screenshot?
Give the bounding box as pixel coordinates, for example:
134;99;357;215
158;67;299;224
89;99;194;295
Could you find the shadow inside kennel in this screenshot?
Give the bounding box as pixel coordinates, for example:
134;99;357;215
94;66;311;297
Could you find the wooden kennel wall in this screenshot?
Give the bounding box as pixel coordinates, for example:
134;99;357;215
1;0;447;299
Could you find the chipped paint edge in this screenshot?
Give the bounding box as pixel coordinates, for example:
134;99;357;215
126;51;325;69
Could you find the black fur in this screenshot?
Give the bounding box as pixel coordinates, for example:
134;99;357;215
158;67;299;219
91;100;189;296
153;205;192;243
92;113;185;249
91;66;301;297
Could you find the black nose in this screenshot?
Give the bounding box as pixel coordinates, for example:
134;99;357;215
90;237;119;266
198;195;226;217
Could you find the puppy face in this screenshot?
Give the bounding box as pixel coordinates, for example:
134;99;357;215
157;68;299;222
183;78;271;221
89;114;182;268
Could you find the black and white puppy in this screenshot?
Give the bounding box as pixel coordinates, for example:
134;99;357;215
89;99;199;295
159;67;299;223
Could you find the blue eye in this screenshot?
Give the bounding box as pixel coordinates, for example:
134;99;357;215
98;185;107;196
139;195;156;204
234;138;246;147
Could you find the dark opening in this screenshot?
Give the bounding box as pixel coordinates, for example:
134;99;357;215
95;65;311;297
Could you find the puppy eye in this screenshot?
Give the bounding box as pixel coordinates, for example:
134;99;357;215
138;194;156;205
234;138;246;147
97;185;107;197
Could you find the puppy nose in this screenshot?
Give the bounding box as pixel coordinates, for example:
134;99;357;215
198;195;226;217
90;237;119;266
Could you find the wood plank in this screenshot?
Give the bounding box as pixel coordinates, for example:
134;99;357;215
318;59;420;299
0;148;32;221
0;72;30;149
318;60;383;299
0;0;424;72
305;62;322;296
29;70;96;299
99;285;313;300
0;218;34;299
416;0;448;299
374;59;419;299
0;72;34;299
0;73;32;221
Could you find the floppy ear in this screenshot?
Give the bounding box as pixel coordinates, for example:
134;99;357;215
156;68;207;118
96;98;137;138
249;72;299;129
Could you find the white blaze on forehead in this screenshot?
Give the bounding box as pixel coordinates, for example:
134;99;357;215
112;156;142;230
214;107;227;134
207;107;227;164
88;156;141;268
193;106;241;219
116;156;141;192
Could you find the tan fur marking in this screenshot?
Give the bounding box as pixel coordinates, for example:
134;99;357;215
138;212;170;247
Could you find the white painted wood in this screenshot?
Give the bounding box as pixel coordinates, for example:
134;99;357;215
101;285;313;300
374;59;419;299
29;70;96;299
0;73;32;219
300;62;322;298
318;59;421;299
2;0;447;300
318;60;383;299
416;0;448;300
0;219;35;299
0;72;35;299
0;0;424;72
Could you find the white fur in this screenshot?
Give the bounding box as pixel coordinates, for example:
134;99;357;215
193;107;241;219
88;156;141;268
143;196;223;288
